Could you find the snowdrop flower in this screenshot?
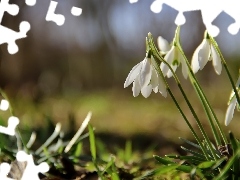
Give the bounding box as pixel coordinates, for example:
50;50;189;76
124;57;167;98
160;45;188;79
191;38;222;75
225;77;240;126
157;36;171;54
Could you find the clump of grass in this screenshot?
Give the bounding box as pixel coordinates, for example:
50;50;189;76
0;101;161;179
123;26;240;179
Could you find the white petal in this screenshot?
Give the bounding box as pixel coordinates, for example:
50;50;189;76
158;76;167;97
191;39;210;73
225;97;237;126
141;85;152;98
140;58;152;87
160;46;175;76
179;54;188;79
153;86;158;93
151;68;158;88
124;61;142;88
132;76;141;97
211;46;222;75
157;36;170;52
198;39;211;70
151;68;160;93
166;64;177;78
191;47;201;73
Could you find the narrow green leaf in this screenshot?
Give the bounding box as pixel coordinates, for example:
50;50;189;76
229;132;239;180
88;124;96;160
139;165;179;179
176;164;192;173
181;146;206;160
179;137;201;149
214;149;240;180
154;164;179;174
111;172;120;180
165;155;203;164
211;157;227;170
198;161;215;169
154;155;175;165
154;155;202;175
173;163;205;178
74;142;82;157
101;156;115;176
125;140;132;163
229;131;238;153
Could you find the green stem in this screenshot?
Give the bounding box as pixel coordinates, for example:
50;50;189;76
149;33;220;160
148;35;216;159
151;59;209;158
175;28;227;145
166;87;210;159
177;82;217;160
194;75;227;144
209;36;240;108
191;79;224;145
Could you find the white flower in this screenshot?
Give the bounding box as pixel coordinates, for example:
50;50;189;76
225;77;240;126
191;38;222;75
160;45;188;79
157;36;170;53
124;57;167;98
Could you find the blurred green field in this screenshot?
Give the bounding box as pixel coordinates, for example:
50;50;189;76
1;69;240;179
5;72;240;146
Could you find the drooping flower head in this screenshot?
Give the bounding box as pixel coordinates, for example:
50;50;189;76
191;32;222;75
157;36;171;54
158;36;188;79
124;55;167;98
225;76;240;126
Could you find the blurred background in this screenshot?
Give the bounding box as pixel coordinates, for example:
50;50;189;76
1;0;240;145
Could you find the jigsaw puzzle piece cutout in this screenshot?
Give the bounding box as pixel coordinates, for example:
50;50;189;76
0;21;30;54
223;0;240;35
0;0;19;17
175;12;185;25
0;99;9;111
129;0;138;3
150;0;223;36
0;116;19;136
46;0;65;26
17;151;49;180
150;0;195;25
25;0;37;6
71;6;82;16
0;163;14;180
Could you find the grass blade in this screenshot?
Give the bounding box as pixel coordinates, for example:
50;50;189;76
179;137;201;149
88;124;96;161
229;131;239;179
